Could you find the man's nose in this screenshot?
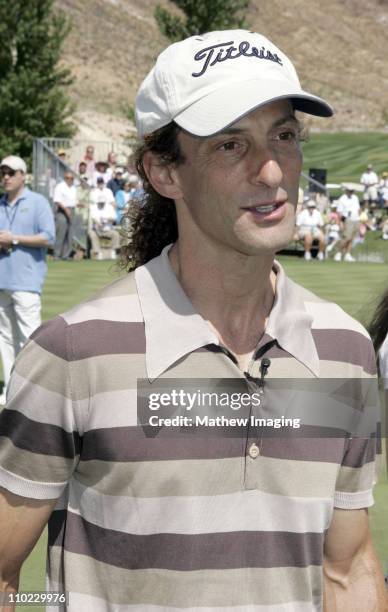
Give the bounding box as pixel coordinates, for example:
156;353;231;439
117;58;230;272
251;158;283;189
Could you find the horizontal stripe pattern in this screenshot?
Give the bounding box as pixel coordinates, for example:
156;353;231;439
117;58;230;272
49;510;323;570
0;255;380;610
48;549;322;608
68;479;332;535
75;455;339;499
0;409;80;458
60;594;318;612
79;426;350;462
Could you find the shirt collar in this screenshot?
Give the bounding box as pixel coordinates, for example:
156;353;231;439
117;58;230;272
0;187;28;206
135;245;319;381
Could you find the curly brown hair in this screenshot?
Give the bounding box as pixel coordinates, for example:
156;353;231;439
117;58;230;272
119;122;184;272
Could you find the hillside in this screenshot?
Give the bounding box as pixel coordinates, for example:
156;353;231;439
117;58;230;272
56;0;388;139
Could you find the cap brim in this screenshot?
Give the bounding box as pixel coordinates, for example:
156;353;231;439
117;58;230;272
173;78;333;137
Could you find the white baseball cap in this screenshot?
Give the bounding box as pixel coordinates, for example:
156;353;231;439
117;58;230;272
135;29;333;139
0;155;27;173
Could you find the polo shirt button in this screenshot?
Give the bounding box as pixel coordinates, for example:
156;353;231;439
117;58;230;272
248;443;260;459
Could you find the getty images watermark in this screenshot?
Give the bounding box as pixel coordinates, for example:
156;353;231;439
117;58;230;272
137;377;380;437
142;387;301;429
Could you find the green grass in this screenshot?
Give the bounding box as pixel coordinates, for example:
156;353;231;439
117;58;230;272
11;256;388;608
301;131;388;188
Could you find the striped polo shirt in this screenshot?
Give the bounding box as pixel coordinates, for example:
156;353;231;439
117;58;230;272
0;244;379;611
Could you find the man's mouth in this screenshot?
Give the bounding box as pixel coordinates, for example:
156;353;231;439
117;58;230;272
243;200;287;214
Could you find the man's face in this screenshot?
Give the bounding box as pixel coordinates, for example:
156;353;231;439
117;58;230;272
64;173;74;186
172;100;303;256
0;166;25;194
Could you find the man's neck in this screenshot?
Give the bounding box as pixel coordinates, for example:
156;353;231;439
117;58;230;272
6;185;25;206
169;239;276;365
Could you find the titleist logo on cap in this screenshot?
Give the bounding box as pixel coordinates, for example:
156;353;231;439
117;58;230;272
192;39;283;78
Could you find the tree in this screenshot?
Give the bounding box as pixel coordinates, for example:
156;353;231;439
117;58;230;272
0;0;75;162
155;0;250;42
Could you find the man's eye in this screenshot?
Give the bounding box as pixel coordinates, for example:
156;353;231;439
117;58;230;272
278;130;297;141
218;141;238;151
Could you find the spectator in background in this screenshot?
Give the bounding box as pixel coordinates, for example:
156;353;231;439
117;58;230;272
57;149;67;164
76;177;91;226
360;164;379;206
90;177;116;209
325;203;341;256
53;172;78;260
379;172;388;209
381;218;388;240
107;167;125;195
83;145;95;178
114;175;143;224
89;197;120;260
296;199;325;260
92;161;110;187
0;156;55;403
77;161;91;185
335;186;360;262
106;151;117;181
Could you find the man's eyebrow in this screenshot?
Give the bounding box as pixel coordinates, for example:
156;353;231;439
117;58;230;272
211;114;299;137
271;114;299;127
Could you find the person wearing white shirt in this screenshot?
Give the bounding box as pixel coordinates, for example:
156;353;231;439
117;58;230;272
90;178;116;208
92;161;111;187
334;188;360;262
89;186;120;260
296;200;325;261
379;172;388;208
360;164;379;204
53;172;78;259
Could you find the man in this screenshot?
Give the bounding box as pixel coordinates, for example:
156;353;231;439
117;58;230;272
76;161;91;186
82;145;95;179
106;166;125;195
335;185;361;262
296;199;325;260
0;30;386;611
360;164;379;206
53;172;78;260
90;176;116;208
89;191;120;260
92;160;110;187
57;149;67;164
0;155;55;404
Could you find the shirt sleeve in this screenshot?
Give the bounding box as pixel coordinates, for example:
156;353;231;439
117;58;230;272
53;183;63;203
334;341;381;510
36;197;55;244
0;317;82;500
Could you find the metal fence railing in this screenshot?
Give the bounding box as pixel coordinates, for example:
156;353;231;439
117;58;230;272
32;139;69;202
32;137;137;201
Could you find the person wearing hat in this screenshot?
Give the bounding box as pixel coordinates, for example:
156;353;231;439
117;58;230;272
335;185;361;262
92;160;110;187
295;199;325;260
106;166;125;196
0;31;385;610
360;164;379;205
57;148;67;162
0;155;55;403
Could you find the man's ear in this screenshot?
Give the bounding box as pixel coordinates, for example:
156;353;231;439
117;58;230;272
142;151;183;200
